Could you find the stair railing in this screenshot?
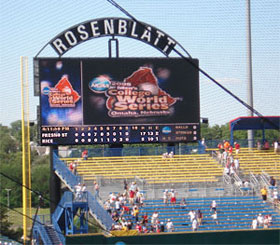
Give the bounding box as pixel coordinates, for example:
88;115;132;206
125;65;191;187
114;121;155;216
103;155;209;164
32;216;53;245
87;191;114;231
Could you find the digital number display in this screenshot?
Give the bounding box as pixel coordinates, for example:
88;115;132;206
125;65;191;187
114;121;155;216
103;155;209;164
36;58;200;145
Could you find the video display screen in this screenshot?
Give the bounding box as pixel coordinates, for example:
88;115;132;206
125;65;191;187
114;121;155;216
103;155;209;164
36;58;200;145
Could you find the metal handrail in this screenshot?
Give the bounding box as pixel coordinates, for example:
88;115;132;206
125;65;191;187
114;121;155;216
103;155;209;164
33;216;53;245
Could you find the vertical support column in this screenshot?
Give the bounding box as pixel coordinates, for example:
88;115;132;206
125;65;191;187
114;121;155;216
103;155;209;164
50;146;61;215
108;37;119;58
21;56;32;244
246;0;254;148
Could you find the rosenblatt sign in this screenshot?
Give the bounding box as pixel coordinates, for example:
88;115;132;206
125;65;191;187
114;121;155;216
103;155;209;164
50;18;177;56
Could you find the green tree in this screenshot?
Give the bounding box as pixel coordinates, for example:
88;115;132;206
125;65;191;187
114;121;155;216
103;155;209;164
0;205;23;242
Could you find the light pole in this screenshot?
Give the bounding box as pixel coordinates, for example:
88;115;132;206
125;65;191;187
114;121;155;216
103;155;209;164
246;0;254;148
5;188;12;222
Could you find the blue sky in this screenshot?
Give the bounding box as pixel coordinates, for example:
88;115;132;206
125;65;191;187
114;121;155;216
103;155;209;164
0;0;279;126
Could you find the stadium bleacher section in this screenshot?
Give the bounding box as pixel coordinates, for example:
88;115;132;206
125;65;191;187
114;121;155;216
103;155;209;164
61;154;224;184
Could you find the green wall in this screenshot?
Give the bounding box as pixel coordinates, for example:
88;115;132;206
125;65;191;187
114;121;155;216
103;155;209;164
66;229;280;245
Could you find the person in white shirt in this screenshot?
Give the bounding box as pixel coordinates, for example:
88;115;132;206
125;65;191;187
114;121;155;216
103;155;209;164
188;210;196;222
257;214;264;227
273;189;278;207
163;189;169;204
192;219;198;231
168;151;174;158
234;158;239;170
210;200;217;212
166;219;174;232
229;165;235;176
75;183;82;200
81;184;87;200
251;218;258;229
211;211;219;225
115;198;121;211
109;192;116;204
151;211;159;225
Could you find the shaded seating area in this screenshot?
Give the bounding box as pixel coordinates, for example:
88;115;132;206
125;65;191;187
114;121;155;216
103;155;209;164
61;154;223;184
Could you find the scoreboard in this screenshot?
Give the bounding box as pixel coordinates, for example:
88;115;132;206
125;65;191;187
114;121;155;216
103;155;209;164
36;58;200;145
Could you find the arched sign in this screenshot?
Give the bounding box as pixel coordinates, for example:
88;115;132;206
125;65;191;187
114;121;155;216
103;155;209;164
41;17;178;57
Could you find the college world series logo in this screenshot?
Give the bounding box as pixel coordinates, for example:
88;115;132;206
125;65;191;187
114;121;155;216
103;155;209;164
89;67;179;118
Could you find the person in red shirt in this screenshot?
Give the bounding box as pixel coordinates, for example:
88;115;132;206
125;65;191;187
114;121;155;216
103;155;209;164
228;145;233;154
82;149;88;160
69;161;74;172
135;222;142;233
234;142;240;154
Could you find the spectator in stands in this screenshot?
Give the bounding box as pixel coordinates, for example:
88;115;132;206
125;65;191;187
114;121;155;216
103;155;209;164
155;220;161;233
142;225;149;233
121;204;130;216
201;138;207;149
196;210;203;226
168;151;174;158
72;161;77;175
135;190;141;205
188;210;196;222
81;183;87;201
160;222;165;232
263;140;270;150
229;163;235;177
234;157;240;171
82;149;88;160
268;214;273;225
115;197;121;212
151;211;159;225
162;152;168;159
272;189;278;208
269;176;276;187
69;161;74;173
124;179;128;191
228;145;233;155
135;222;142;233
234;142;240;154
94;181;100;199
261;187;268;203
257;213;264;227
210;200;217;212
223;140;230;152
223;166;230;176
192;218;198;231
273;140;279;153
251;218;258;229
166;219;174;232
211;211;219;225
170;189;177;205
109;192;116;204
141;213;149;226
104;199;111;214
222;151;228;166
263;215;270;228
111;211;119;222
163;189;169;204
180;198;187;209
75;183;82;200
217;142;224;163
129;182;137;204
256;141;262;150
217;142;223;153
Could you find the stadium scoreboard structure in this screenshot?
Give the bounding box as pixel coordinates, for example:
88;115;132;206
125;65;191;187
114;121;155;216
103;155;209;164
35;57;200;145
